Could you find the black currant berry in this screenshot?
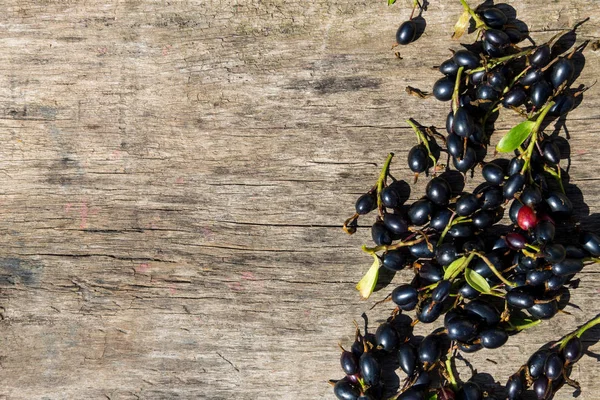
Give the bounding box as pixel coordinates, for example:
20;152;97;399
502;86;528;108
392;284;419;310
433;77;455;101
408;144;430;173
426;177;451;206
530;80;552;108
418;334;441;364
453;50;480;70
529;45;551;68
408;199;434;225
479;7;507;28
550;58;575;88
355;192;377;215
397;343;417;375
371;221;392;246
479;327;508;349
396;20;417;45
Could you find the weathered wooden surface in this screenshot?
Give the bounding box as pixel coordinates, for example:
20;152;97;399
0;1;599;399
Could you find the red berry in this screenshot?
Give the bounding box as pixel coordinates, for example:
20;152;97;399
517;205;538;230
506;232;527;250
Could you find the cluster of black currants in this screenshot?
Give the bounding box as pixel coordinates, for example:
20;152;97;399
505;316;600;400
334;1;597;399
331;312;491;400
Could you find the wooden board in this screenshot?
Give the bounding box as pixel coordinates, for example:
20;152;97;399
0;0;599;398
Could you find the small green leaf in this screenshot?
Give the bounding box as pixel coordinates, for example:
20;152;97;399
426;393;438;400
443;255;468;280
356;254;380;299
495;120;535;153
388;0;396;4
464;268;491;293
452;10;471;40
510;315;542;331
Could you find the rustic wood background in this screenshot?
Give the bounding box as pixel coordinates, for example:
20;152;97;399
0;1;599;399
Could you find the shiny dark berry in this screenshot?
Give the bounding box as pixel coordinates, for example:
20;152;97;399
397;343;417;375
457;342;483;353
485;29;510;48
440;59;459;76
408;199;434;225
528;301;558;320
545;191;573;218
504;173;525;199
533;376;550;400
543;243;566;264
453;147;477;172
418;334;441;364
508;157;525;176
359;352;380;386
506;232;526;250
480;185;503;210
433;77;455;101
566;244;588;258
456;381;482;400
517;205;537;230
482;163;505;185
479;327;508;349
456;193;480;216
479;7;507;28
470;70;486;85
488;70;507;91
418;298;444;323
382;249;408;272
447;133;464;158
453;50;480;70
472;210;494;229
544;352;564;381
334;379;361;400
534;220;555;243
464;299;500;326
410;240;437;259
431;208;453;231
529;45;551;68
483;40;504;57
550;58;575;88
459;282;480;299
563;337;583;363
432;279;452;303
502;86;528;108
453;107;475;138
376;322;399;352
371;221;392;246
520;68;544;86
392;284;419;308
476;83;499;101
507;289;535;309
552;258;583;277
521;185;543;207
549;94;575;116
397;388;425;400
355;192;376;215
448;223;473;238
505;26;524;43
580;231;600;256
529;350;551;379
381;181;406;208
408;144;430;173
446;317;479;342
541;140;560;165
507;372;525;400
384;213;409;235
426;177;451;206
530;80;552;108
546;274;569;291
526;269;553;286
436;244;458;266
341;351;359;375
396;20;417;45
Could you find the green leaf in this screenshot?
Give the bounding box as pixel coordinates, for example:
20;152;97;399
464;268;491;293
452;10;471;40
426;393;438;400
510;315;542;331
356;254;380;299
388;0;396;4
443;255;468;280
495;120;535;153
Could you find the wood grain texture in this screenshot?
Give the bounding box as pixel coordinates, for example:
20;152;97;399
0;0;599;399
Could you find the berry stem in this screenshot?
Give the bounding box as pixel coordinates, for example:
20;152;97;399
445;357;459;391
557;315;600;350
472;251;517;287
376;153;395;214
457;0;486;28
521;101;555;178
407;119;437;169
452;66;465;113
